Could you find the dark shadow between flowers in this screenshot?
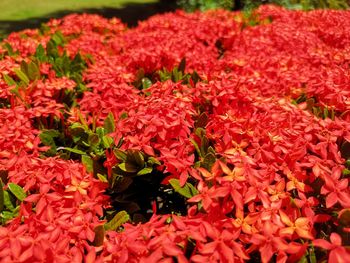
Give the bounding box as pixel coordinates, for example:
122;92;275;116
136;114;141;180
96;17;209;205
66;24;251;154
0;1;177;40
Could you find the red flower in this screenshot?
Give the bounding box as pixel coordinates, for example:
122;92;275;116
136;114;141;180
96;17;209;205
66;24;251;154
313;233;350;263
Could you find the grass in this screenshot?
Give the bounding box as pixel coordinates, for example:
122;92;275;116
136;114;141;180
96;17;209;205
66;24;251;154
0;0;157;21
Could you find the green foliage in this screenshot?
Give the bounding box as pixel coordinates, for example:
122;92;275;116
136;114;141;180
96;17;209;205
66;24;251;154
177;0;234;12
292;94;336;120
169;179;198;198
104;210;130;231
176;0;348;11
133;58;202;91
39;112;189;223
34;31;87;84
0;179;26;225
40;113;118;175
190;125;217;171
1;32;89;111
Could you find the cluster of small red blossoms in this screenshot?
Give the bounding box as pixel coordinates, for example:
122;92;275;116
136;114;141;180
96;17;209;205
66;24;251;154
0;4;350;263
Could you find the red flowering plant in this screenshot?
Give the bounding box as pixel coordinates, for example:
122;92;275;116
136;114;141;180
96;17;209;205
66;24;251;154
1;5;350;263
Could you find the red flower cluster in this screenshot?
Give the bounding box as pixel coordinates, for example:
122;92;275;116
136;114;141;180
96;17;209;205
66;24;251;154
0;4;350;263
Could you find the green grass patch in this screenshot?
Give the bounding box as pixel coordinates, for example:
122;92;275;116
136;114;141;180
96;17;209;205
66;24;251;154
0;0;156;21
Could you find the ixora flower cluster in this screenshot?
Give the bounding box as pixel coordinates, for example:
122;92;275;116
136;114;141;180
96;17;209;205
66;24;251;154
1;4;350;263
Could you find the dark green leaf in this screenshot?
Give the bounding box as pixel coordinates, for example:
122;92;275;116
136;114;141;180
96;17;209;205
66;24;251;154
88;133;100;146
92;225;105;247
26;61;41;81
8;183;26;201
131;150;145;167
191;71;200;84
190;138;202;158
341;141;350;160
118;163;138;173
104;210;129;231
39;132;57;155
103;113;115;134
195;112;208;128
93;225;105;246
339;209;350;227
202;152;216;170
178;57;186;73
114;149;127;162
169;179;198;198
112;176;133;193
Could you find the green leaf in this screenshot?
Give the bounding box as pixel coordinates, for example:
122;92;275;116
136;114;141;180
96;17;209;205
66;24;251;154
190;138;202;158
3;191;15;211
13;68;29;85
309;246;317;263
93;225;105;246
341;141;350;160
202;152;216;170
120;112;128;120
8;183;26;201
178;57;186;73
88;133;100;146
51;31;65;46
137;167;153;176
102;135;114;148
104;210;129;231
58;147;86;155
141;77;152;90
39;129;60;152
3;74;16;86
297;255;308;263
103;112;115;134
35;44;46;62
96;127;105;138
169;179;198;199
82;155;94;173
1;210;18;224
97;173;108;183
191;71;200;84
0;179;4;212
3;43;15;56
339;209;350;227
114;149;127;162
131;150;145;167
112;176;133;193
147;157;161;166
26;61;41;81
195;112;208;128
118;163;138;173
